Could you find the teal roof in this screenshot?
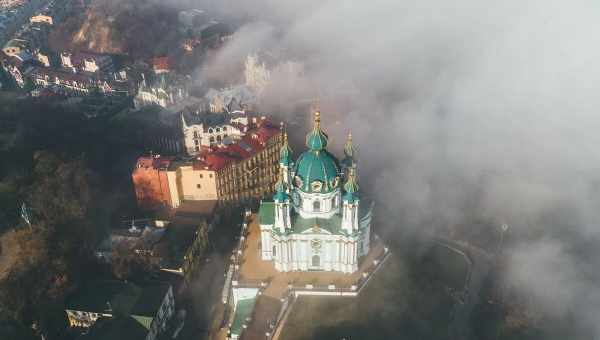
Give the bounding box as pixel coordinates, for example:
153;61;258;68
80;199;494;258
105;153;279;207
289;214;345;235
259;201;275;225
231;297;257;336
294;150;339;193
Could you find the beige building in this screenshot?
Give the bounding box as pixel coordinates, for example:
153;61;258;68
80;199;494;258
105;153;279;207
167;163;218;208
30;14;53;25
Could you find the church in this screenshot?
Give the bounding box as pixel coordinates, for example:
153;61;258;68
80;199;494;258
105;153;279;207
258;111;373;274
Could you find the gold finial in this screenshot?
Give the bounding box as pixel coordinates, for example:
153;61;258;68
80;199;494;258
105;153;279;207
314;111;321;128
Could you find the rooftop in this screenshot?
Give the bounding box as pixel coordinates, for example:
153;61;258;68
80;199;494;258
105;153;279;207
81;316;148;340
65;280;170;319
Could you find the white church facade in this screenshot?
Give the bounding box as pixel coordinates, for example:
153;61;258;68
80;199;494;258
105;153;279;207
258;111;373;274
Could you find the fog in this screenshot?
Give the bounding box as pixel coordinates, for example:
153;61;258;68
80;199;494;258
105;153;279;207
191;0;600;337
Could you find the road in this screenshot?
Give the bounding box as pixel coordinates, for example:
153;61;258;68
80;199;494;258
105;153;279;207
436;236;494;340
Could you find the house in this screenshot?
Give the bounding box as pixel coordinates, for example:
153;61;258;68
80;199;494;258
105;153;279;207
65;280;175;340
181;109;250;155
95;220;169;263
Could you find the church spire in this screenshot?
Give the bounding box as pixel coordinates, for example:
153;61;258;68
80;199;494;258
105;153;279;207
273;168;289;202
344;132;355;159
306;111;328;151
343;167;359;202
279;128;292;166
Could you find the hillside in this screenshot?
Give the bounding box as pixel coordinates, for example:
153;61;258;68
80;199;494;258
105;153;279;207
49;0;180;58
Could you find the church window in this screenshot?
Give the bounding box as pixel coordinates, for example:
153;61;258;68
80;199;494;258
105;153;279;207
193;131;198;138
197;184;201;189
216;127;221;132
217;135;222;142
312;255;320;267
210;136;215;143
199;174;203;178
313;200;321;212
208;128;213;133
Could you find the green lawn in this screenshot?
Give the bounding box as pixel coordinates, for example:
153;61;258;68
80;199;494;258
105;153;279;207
282;250;456;340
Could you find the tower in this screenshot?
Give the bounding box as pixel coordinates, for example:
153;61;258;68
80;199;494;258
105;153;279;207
279;128;293;187
273;170;291;233
341;167;359;234
341;132;356;177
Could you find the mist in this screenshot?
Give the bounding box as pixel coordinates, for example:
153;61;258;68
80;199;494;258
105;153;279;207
187;0;600;337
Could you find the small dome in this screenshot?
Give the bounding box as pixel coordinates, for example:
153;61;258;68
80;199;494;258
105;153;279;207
305;111;328;151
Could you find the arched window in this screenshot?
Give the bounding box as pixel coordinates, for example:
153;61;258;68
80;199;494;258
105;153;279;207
209;136;215;143
216;127;221;132
313;200;320;212
217;135;222;142
193;131;198;138
208;128;213;133
312;255;320;267
272;246;277;257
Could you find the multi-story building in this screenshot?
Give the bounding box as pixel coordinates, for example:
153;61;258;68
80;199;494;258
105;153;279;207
132;119;283;209
181;110;251;155
60;51;114;74
27;66;131;95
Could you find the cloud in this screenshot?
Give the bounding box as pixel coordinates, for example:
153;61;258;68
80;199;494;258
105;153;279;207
192;0;600;335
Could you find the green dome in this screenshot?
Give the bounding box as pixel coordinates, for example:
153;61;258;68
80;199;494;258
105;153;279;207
306;111;328;151
294;150;340;193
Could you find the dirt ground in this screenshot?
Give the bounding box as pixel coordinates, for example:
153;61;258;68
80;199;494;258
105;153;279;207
0;230;20;280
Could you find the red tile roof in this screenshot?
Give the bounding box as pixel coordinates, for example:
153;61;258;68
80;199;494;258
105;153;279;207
193;121;280;171
152;57;171;71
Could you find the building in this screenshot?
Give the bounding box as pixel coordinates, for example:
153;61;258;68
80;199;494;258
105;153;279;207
258;111;372;273
60;52;114;74
134;73;189;109
65;280;175;340
204;85;256;113
214;121;282;203
2;38;28;56
29;13;52;25
244;53;270;95
131;155;175;210
181;110;250;155
151;57;171;74
27;66;130;95
132;119;283;209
